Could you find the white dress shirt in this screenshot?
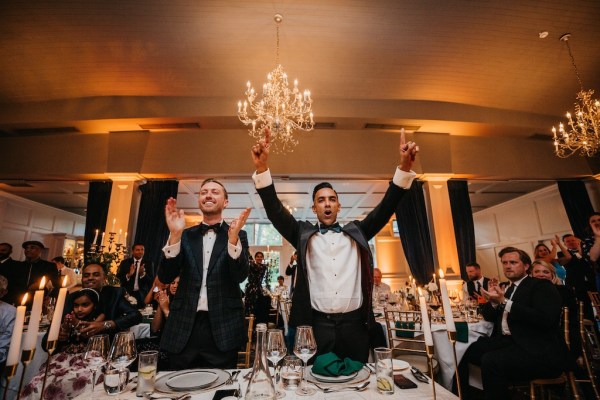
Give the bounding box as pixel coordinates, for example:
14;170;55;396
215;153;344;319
162;225;242;311
58;265;78;293
501;275;527;335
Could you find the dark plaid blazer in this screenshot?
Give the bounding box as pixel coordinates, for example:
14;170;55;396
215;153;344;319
158;222;249;354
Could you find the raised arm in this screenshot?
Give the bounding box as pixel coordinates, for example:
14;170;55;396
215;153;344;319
251;127;271;173
165;197;186;245
399;128;419;172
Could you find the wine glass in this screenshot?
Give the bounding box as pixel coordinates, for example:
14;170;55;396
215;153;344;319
84;334;110;396
267;329;287;398
293;326;317;396
109;331;137;371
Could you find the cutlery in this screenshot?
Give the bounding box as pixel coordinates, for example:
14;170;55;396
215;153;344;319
313;381;370;393
365;363;376;374
145;393;191;400
226;370;241;385
410;366;429;383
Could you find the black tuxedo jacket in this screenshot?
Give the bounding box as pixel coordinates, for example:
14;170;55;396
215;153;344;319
158;223;250;354
466;277;490;298
257;179;409;330
117;258;154;297
481;276;570;369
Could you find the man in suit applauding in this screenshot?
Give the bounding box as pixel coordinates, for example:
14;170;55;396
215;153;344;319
159;179;251;369
251;128;418;362
461;262;489;301
117;244;154;307
463;247;570;399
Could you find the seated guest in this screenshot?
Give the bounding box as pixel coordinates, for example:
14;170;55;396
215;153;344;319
372;268;391;305
533;238;567;284
559;233;596;319
461;262;489;301
0;243;20;306
117;244;154;308
16;241;58;307
63;263;142;337
143;276;169;307
462;247;570;400
21;288;104;400
52;256;78;293
0;275;16;369
151;276;179;334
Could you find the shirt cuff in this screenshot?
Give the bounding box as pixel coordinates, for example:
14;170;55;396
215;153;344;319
504;299;513;312
163;238;181;259
228;241;242;259
392;168;417;189
253;169;273;189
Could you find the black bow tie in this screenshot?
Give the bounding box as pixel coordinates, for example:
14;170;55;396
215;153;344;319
319;222;342;234
200;223;221;234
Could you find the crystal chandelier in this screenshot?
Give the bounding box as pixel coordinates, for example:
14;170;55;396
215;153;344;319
552;33;600;158
237;14;314;153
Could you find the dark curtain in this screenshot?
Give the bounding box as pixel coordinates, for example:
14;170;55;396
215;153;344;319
394;180;435;285
448;180;476;281
134;180;179;273
84;181;113;255
557;180;595;239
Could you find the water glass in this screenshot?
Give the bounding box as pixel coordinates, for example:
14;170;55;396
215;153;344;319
137;350;158;397
103;367;129;395
280;356;302;390
374;347;394;395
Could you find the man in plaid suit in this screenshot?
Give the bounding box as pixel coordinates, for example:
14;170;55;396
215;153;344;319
158;178;251;369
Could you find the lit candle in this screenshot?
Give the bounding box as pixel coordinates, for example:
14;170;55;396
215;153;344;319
433;272;437;287
100;232;105;247
124;232;128;248
48;277;68;342
24;277;46;350
411;278;417;296
6;294;27;366
111;218;116;233
418;288;434;346
238;101;242;113
438;269;456;332
118;229;122;244
93;229;99;245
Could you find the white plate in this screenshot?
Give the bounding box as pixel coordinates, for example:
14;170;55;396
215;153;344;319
155;369;229;393
393;359;410;371
306;366;369;386
166;370;219;390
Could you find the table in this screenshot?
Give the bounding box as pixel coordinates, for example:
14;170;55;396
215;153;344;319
72;367;459;399
378;318;493;390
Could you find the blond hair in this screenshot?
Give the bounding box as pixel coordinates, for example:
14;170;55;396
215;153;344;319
531;260;561;285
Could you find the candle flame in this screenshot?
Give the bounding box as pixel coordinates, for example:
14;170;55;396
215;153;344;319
21;293;29;305
39;276;46;290
438;269;444;279
62;276;68;287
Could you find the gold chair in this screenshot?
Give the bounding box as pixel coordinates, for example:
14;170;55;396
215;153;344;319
529;306;580;399
237;314;255;368
588;291;600;316
383;307;438;376
576;301;600;399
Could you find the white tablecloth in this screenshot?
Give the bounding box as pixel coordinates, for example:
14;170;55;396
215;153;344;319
72;367;458;399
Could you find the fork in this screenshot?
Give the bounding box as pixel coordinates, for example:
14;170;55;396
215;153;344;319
226;370;240;385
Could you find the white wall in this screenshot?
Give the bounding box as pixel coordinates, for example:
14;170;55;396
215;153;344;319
473;184;572;280
0;190;86;260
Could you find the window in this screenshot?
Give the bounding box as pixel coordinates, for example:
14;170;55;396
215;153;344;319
244;223;283;246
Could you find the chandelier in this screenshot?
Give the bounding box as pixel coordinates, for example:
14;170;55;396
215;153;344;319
237;14;314;154
552;33;600;158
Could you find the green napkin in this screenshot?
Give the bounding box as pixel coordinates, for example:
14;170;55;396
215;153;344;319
395;321;415;338
456;321;468;343
312;352;364;377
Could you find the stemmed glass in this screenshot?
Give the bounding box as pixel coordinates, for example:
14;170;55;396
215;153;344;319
108;331;137;394
84;334;110;396
293;326;317;396
267;329;287;398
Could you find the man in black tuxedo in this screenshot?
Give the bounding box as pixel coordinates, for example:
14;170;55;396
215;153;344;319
251;128;418;362
64;263;142;337
159;179;251;369
117;243;154;308
461;262;490;301
462;247;569;400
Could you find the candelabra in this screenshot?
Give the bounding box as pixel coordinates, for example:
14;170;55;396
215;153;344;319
16;349;35;400
40;340;57;398
86;231;128;286
2;364;18;400
447;331;463;399
426;345;436;400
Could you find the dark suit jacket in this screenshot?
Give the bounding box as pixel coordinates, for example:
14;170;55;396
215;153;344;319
158;223;250;354
10;259;59;307
481;276;570;369
0;258;21;306
63;285;142;332
257;179;409;330
466;277;490;298
285;263;297;294
117;258;154;298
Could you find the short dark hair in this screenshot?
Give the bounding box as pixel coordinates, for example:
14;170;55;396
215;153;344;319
498;247;532;266
466;262;480;269
254;251;264;258
82;263;107;274
132;243;144;250
0;243;12;251
312;182;338;201
200;178;228;199
562;233;575;241
52;256;65;264
278;275;284;280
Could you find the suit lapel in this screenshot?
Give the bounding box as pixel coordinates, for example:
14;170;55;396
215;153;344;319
186;225;204;277
208;223;228;275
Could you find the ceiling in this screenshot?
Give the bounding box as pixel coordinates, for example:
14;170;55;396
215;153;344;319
0;1;598;221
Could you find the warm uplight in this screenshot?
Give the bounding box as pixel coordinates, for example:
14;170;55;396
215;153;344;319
39;276;46;290
21;293;28;305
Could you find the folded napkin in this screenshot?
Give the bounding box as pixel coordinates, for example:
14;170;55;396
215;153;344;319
455;321;469;343
312;352;364;377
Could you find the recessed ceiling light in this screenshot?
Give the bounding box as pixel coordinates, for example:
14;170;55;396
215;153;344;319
539;31;549;39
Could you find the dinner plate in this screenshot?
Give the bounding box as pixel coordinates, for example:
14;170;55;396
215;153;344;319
392;359;410;371
166;370;219;390
155;369;229;393
306;366;369;385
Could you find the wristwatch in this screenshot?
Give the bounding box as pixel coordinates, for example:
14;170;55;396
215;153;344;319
103;321;112;331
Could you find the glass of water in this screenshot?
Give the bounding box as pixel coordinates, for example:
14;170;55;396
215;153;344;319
137;350;158;397
280;356;302;391
103;367;129;395
374;347;394;395
293;326;317;396
267;329;287;398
